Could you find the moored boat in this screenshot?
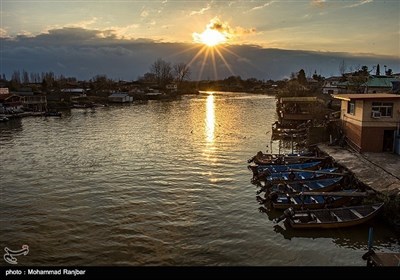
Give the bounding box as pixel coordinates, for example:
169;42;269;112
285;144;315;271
259;176;343;196
269;189;361;210
248;160;323;176
252;167;340;185
248;151;319;165
274;203;384;229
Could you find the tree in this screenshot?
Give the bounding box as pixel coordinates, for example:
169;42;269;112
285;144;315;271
150;58;173;88
11;70;21;84
173;62;191;83
22;69;29;84
297;69;307;85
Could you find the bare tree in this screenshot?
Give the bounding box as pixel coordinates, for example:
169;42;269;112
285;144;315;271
339;60;346;75
150;58;173;87
173;62;191;83
22;69;29;84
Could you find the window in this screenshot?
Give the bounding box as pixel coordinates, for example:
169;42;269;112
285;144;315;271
371;102;393;117
347;101;355;115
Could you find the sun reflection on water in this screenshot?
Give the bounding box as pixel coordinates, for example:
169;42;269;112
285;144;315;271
205;93;215;143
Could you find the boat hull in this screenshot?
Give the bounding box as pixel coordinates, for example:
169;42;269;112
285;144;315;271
287;203;384;229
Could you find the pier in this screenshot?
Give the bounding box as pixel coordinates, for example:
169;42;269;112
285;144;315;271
317;143;400;196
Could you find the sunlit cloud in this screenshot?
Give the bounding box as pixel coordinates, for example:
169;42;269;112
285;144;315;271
190;3;211;16
192;17;256;46
16;30;34;37
345;0;373;8
140;10;149;18
68;17;98;29
248;1;275;12
0;28;9;38
311;0;326;8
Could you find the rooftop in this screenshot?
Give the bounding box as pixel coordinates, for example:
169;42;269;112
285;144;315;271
333;93;400;101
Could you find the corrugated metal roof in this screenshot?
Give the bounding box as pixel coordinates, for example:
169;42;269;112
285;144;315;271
362;77;399;88
333;93;400;101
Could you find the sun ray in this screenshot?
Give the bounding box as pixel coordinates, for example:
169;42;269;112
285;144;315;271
187;45;207;69
210;48;218;80
214;47;235;76
197;47;210;81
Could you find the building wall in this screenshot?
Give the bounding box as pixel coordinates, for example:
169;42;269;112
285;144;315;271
341;99;400;128
361;99;400;127
342;121;362;151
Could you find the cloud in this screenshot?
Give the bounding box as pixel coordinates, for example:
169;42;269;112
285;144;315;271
311;0;326;8
140;10;149;18
190;3;211;16
247;1;275;12
207;17;256;36
68;17;98;29
345;0;373;8
2;27;399;81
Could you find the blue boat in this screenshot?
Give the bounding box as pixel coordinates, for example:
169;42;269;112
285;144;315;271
248;161;322;175
264;176;343;195
270;189;365;210
252;168;339;185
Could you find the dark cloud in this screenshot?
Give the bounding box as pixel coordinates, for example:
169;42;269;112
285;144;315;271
1;27;399;81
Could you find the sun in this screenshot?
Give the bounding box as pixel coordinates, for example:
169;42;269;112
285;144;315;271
194;28;227;47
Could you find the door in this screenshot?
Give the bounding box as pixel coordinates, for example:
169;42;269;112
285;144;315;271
382;130;395;152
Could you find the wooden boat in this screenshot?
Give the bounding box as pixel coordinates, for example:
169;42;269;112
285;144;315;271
248;161;322;176
253;155;329;166
252;167;339;185
275;203;384;229
247;151;317;164
270;189;361;210
260;176;343;196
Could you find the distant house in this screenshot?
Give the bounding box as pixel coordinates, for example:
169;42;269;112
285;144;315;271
0;94;24;114
322;77;341;95
61;88;87;101
18;92;47;112
333;93;400;153
277;96;327;126
0;88;9;95
166;83;177;92
108;92;133;103
361;76;400;93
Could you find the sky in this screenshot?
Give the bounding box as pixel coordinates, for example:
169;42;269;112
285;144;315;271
1;0;399;81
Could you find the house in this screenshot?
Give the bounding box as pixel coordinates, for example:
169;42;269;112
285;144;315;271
361;76;400;94
276;96;327;126
333;93;400;153
0;88;9;95
0;94;24;114
108;92;133;103
61;88;87;101
166;83;177;93
16;92;47;112
322;77;341;95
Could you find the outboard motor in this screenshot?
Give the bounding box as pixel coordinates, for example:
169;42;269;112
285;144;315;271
274;207;295;223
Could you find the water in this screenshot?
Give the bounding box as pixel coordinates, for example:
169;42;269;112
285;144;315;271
0;92;398;266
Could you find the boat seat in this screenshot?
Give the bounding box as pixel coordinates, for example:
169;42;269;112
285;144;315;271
350;209;363;219
330;212;343;222
312;196;325;203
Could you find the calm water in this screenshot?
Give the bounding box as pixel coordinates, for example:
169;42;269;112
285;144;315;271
1;92;399;266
